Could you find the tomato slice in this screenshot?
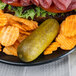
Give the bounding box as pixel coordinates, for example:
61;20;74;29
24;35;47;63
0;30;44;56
42;5;71;13
8;2;22;6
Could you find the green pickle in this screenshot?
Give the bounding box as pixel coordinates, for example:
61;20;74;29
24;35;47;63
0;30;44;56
17;19;59;62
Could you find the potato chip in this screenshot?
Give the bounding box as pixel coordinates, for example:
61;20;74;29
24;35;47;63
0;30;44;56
30;20;38;29
21;24;32;31
9;20;26;31
3;47;13;55
71;35;76;45
44;42;60;55
5;13;38;30
56;34;76;50
9;19;35;31
0;27;3;32
19;30;31;35
3;46;17;56
0;10;3;14
0;44;2;52
13;40;20;49
0;14;7;26
18;34;28;42
0;26;19;46
60;15;76;37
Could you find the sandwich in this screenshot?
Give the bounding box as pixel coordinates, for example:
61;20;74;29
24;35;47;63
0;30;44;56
0;0;76;23
0;0;76;62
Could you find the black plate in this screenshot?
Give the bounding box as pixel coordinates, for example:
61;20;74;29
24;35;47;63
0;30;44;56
0;47;76;66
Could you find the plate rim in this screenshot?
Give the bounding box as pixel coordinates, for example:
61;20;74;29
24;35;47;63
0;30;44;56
0;47;76;66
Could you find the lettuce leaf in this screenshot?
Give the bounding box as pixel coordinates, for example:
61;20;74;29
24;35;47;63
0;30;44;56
0;1;6;9
0;1;57;19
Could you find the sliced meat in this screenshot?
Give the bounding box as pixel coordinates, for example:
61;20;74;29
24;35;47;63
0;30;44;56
20;0;31;6
39;0;52;8
58;0;72;8
23;0;31;3
2;0;18;3
2;0;76;10
53;0;72;10
31;0;39;6
68;0;76;10
53;0;66;10
71;0;76;3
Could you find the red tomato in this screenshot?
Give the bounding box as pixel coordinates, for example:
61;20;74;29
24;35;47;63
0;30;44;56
8;2;22;6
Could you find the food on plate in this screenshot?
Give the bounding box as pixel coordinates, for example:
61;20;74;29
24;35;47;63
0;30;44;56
3;46;17;56
17;19;59;62
44;15;76;55
2;0;76;11
0;1;76;23
0;10;38;56
60;15;76;37
44;42;60;55
13;40;20;49
0;0;75;62
0;44;2;51
0;9;3;14
0;26;19;46
0;14;7;26
5;13;38;30
56;34;76;50
18;34;28;43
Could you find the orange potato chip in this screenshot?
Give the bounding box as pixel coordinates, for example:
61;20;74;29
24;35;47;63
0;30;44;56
13;40;20;49
0;27;3;32
0;26;19;46
18;34;28;42
19;30;31;35
71;35;76;45
56;34;76;50
44;42;60;55
0;44;2;52
0;10;3;14
60;15;76;37
5;13;38;30
0;14;7;26
9;20;35;31
21;24;32;31
9;20;26;31
3;46;17;56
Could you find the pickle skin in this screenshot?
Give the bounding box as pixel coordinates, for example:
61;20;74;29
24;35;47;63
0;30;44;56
17;19;59;62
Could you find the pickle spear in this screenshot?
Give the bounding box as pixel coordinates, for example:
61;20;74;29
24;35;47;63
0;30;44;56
17;19;59;62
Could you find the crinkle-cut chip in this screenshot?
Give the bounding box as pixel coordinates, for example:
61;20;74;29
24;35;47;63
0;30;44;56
0;14;7;26
12;24;25;31
3;46;17;56
0;27;3;32
0;10;3;14
60;15;76;37
19;30;31;35
0;44;2;52
71;35;76;45
13;40;20;49
18;34;28;43
5;14;38;30
30;20;38;29
9;20;35;31
0;26;19;46
44;42;60;55
21;24;32;31
9;20;26;31
56;34;76;50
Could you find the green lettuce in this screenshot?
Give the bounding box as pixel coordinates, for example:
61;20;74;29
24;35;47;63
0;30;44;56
0;1;6;9
0;1;67;20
